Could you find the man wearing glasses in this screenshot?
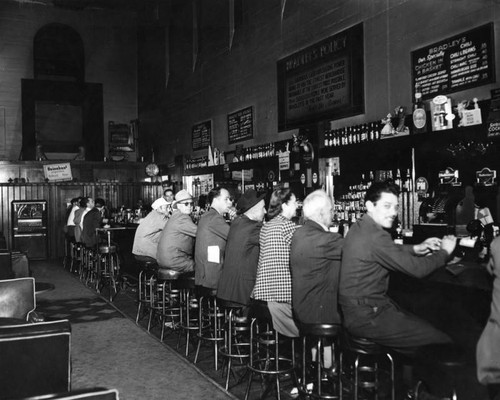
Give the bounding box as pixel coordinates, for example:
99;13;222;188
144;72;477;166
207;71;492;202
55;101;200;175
156;190;198;273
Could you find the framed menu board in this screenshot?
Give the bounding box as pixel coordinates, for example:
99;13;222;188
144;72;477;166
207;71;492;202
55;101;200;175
411;23;495;99
277;23;364;131
228;106;254;144
192;120;212;151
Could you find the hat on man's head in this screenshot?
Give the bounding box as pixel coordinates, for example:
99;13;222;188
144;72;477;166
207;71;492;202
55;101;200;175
151;197;168;210
174;189;193;204
237;189;266;214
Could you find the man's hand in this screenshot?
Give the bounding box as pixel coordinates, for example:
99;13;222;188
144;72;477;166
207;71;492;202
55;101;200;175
440;235;457;255
413;237;442;256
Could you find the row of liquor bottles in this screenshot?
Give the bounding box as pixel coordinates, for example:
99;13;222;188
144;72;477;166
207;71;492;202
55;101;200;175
324;121;385;148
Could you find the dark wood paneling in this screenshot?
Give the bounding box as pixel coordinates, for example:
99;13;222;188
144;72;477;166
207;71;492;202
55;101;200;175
0;182;163;259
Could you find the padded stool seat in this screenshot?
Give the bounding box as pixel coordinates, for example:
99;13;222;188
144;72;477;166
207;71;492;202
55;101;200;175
415;343;466;399
341;331;395;400
98;245;117;254
194;291;225;370
158;268;182;281
245;300;297;400
176;276;199;356
299;323;343;399
218;300;251;390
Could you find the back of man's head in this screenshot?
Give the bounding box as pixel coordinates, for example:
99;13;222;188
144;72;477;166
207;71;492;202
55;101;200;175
303;190;331;226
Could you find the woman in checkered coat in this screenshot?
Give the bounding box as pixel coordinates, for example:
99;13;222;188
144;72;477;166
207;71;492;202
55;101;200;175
251;188;300;337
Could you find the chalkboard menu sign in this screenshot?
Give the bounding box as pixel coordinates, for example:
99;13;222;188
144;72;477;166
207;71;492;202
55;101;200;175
411;23;495;99
277;23;364;131
192;120;212;151
228;106;253;144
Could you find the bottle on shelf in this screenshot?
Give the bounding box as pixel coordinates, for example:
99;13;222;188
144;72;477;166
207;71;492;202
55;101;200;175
412;83;428;134
394;222;404;245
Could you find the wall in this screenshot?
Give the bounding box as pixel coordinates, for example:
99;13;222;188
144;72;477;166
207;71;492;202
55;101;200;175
0;0;138;161
141;0;500;165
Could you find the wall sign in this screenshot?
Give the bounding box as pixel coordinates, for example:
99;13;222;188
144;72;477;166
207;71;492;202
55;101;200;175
192;120;212;151
228;106;253;144
411;23;495;99
43;163;73;182
277;23;364;130
109;121;134;152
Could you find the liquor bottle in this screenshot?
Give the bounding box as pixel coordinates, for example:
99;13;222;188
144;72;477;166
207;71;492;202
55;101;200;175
394;222;404;245
412;83;428;134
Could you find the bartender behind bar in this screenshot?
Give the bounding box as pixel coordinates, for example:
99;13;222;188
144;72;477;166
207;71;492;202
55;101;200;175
339;181;457;356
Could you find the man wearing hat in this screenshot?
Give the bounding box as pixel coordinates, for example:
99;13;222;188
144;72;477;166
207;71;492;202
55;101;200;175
156;189;197;273
132;200;171;264
217;189;266;312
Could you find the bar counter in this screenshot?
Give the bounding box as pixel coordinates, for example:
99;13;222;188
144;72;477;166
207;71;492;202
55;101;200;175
95;224;138;278
388;258;492;398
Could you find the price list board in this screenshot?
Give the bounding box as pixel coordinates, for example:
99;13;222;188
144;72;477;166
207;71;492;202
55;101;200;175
411;23;495;99
191;120;212;151
277;23;364;130
228;106;253;144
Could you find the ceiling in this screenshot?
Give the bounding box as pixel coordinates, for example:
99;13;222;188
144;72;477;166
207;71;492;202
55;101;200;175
12;0;163;11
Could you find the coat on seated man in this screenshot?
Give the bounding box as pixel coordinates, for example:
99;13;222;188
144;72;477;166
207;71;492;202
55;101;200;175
339;181;457;356
156;190;197;273
291;189;343;326
290;189;343;370
217;189;266;312
81;197;102;248
132;200;171;264
194;187;233;294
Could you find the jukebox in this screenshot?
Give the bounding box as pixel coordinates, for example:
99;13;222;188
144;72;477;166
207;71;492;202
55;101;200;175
11;200;48;260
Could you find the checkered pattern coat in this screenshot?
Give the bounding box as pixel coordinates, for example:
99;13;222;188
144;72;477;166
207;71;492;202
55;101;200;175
252;214;297;303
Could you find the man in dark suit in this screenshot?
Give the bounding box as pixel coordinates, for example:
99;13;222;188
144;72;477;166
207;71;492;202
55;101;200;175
290;189;343;370
81;197;102;248
217;189;266;313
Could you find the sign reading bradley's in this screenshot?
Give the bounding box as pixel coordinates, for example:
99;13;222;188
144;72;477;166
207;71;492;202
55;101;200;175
43;163;73;182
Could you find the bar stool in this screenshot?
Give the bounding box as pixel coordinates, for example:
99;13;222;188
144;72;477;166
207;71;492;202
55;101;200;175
70;242;84;276
341;330;395;400
299;323;343;399
135;260;158;324
148;268;182;341
415;343;466;399
176;275;199;357
218;300;251;391
245;301;297;400
96;243;120;301
194;288;225;370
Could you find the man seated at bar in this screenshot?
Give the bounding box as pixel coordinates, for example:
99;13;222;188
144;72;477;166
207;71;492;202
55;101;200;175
151;188;174;218
194;187;233;295
339;181;457;356
156;190;197;273
217;189;266;313
252;188;299;337
132;199;171;264
81;197;102;248
291;189;343;370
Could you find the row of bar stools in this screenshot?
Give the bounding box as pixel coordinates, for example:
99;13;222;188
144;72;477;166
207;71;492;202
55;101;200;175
245;301;297;400
218;301;251;390
148;268;182;342
341;330;395;400
194;289;225;370
96;243;120;301
176;276;199;357
70;241;84;275
136;261;158;324
299;323;343;399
